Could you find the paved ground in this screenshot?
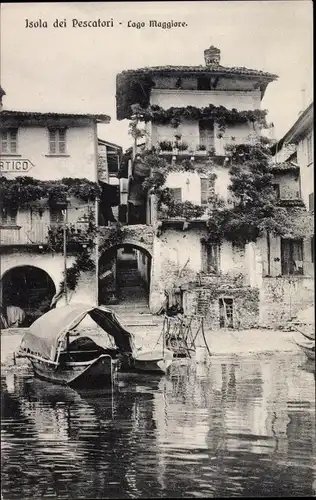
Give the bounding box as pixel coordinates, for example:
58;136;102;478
1;325;302;370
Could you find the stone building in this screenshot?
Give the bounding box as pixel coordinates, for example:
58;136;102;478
108;46;314;329
0;92;111;326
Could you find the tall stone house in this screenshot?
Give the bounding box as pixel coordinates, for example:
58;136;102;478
0;93;117;326
109;46;314;329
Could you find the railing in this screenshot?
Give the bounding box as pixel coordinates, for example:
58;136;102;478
153;133;261;156
0;221;92;246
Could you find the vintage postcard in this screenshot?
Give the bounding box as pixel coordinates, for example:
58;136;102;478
0;1;314;499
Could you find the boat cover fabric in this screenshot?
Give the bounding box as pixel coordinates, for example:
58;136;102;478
19;303;135;362
295;306;314;325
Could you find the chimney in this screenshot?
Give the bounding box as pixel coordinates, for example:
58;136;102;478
204;46;221;66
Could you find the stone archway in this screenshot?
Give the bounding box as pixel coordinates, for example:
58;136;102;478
98;243;152;307
1;265;56;327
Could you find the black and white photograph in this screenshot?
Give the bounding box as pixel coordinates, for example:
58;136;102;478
0;1;314;498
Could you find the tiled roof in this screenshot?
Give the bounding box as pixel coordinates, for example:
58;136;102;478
0;110;110;122
121;65;278;80
271;162;299;172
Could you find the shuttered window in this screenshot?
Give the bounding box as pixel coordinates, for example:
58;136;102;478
49;207;64;224
48;128;67;154
281;238;304;275
309;192;314;212
0;129;18;154
169;188;182;203
200;178;209;205
0;207;18;225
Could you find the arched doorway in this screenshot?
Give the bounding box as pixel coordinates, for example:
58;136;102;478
1;266;56;327
98;244;152;307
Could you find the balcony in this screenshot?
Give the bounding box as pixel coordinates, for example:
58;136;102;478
153;133;260;158
0;221;92;247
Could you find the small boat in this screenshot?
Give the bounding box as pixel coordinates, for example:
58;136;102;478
17;303;135;387
129;347;174;374
17;303;173;387
294;341;315;361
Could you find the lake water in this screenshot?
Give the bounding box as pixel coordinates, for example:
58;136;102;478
1;352;315;499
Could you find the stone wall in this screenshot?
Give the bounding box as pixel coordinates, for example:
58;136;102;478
183;284;260;330
259;276;314;327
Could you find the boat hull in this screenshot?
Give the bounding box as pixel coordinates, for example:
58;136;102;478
133;349;174;374
30;354;113;387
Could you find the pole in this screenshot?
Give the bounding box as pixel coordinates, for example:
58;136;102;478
63;204;68;305
95;197;99;305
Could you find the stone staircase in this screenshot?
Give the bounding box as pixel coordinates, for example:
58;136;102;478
110;265;163;346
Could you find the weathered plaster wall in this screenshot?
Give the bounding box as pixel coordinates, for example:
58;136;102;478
3;125;97;181
273;172;300;200
165;171;203;205
150;89;261;111
297;130;314;208
259;276;314;327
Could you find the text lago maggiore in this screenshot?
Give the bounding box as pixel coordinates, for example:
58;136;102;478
25;18;188;29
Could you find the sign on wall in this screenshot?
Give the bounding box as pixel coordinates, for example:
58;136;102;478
0;158;34;173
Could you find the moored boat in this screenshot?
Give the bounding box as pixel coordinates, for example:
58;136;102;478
17;303;135;387
17;303;174;386
290;306;315;362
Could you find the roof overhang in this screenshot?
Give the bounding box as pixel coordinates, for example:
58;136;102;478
0;110;111;127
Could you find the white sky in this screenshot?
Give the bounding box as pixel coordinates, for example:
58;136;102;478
0;1;313;150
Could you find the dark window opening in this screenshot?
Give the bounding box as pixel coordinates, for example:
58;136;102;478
169;188;182;203
0;207;18;225
204;244;219;273
281;238;304;275
49;207;64;224
219;298;234;328
197;76;211;90
272;184;280;199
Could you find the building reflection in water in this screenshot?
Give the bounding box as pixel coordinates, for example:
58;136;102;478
1;352;315;499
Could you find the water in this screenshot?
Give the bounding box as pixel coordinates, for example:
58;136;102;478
1;353;315;499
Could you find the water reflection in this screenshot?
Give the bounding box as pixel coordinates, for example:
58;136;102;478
1;353;315;498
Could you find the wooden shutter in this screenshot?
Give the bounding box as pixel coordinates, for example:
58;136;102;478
58;129;66;154
199;120;214;151
49;129;56;154
1;130;8;153
9;129;17;153
200;178;209;205
309;192;314;212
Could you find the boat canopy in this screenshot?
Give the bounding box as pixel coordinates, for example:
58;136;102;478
19;303;135;362
294;306;314;325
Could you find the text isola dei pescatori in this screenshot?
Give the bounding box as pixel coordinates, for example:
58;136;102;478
25;18;188;29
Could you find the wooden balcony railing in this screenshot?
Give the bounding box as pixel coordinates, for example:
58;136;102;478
0;221;91;246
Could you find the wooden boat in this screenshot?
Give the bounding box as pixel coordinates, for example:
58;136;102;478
17;304;135;387
127;347;174;374
17;303;174;387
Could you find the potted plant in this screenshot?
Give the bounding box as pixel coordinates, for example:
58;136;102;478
178;141;189;152
158;140;173;152
195;144;207;156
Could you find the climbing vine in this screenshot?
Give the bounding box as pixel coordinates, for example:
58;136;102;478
0;176;101;208
128;103;268;132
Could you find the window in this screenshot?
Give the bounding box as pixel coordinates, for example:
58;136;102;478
197;76;211;90
219;298;234;328
0;129;18;154
281;238;304;275
272;184;280;199
307;134;313;165
200;178;209;205
309;192;314;212
169;188;182;203
49;207;64;224
0;207;18;225
48;128;67;154
199;120;214;151
204;243;219;273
